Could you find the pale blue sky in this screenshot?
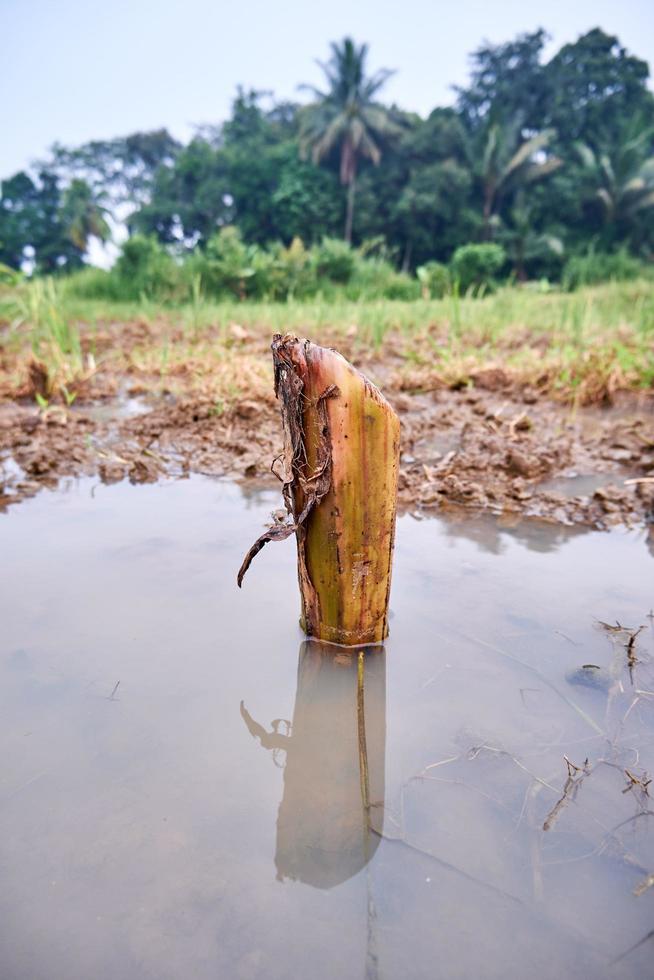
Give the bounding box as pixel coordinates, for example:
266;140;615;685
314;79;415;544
3;0;654;179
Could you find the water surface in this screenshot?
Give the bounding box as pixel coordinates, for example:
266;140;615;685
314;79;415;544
1;477;653;980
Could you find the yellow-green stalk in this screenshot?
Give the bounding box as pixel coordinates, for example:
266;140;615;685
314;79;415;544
238;334;400;646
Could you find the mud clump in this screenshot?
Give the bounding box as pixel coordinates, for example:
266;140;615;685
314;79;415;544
392;386;653;529
469;367;510;392
506;449;545;479
98;460;127;484
635;480;654;518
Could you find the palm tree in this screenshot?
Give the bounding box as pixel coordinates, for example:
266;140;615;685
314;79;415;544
501;191;563;280
576;117;654;233
60;179;110;254
300;38;399;243
478;118;561;239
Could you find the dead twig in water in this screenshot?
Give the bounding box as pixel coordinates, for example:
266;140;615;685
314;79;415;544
622;696;642;724
627;626;646;653
595;619;634;634
634;872;654;897
622;769;651;799
611;929;654;965
626;626;646;684
553;629;582;647
107;681;120;701
543;757;591;831
563;755;589;776
419;754;461;775
357;651;370;814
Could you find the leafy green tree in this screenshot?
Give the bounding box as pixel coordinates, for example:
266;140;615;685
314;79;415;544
132;92;341;249
35;171;79;272
6;26;654;281
451;242;506;292
544;29;654;150
48;129;181;219
133;138;231;246
300;37;400;242
0;172;39;268
60;179;110;253
456;30;548;130
270;149;342;243
0;170;83;272
220;90;302;244
391;109;478;265
394;161;475;265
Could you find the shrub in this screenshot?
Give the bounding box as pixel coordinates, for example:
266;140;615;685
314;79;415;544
113;234;182;300
562;249;647;291
63;266;122;301
266;237;316;300
416;260;450;298
450;243;506;293
196;230;321;300
382;271;421;300
346;255;421;301
312;237;355;284
0;261;22;286
200;226;259;299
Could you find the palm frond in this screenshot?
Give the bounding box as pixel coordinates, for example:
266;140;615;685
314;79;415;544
363;68;396;99
298;83;328;100
596;187;614;215
622;176;647;195
482;124;499;176
353;123;381;165
627;189;654;214
599;154;615;188
361;104;403;138
503;129;554;181
575;142;596;169
311;113;347;164
523;156;562;183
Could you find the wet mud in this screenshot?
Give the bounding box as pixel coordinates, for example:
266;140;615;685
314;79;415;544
1;324;653;528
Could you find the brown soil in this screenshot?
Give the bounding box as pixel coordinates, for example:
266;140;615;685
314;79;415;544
1;323;653;530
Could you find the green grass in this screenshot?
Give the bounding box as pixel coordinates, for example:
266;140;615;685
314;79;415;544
1;278;86;394
1;277;653;404
2;276;653;339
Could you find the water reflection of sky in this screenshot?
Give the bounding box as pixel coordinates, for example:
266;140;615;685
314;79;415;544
1;475;653;979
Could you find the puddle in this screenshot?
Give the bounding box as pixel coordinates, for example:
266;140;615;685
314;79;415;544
71;392;152;423
0;454;26;482
1;476;653;979
538;473;628;498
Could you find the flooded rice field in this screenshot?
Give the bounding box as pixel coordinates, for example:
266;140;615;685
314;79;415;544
1;475;653;979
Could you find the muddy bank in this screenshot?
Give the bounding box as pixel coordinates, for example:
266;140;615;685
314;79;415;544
2;377;653;530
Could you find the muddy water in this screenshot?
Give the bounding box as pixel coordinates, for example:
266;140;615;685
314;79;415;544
1;477;653;980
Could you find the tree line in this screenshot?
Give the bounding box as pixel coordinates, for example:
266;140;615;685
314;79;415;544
2;27;654;286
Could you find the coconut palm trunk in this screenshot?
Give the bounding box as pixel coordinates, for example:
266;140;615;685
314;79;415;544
344;172;356;244
238;335;400;646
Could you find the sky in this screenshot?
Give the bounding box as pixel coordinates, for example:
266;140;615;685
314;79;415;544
2;0;654;180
